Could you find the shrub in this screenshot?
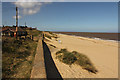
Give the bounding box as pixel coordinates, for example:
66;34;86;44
56;52;77;65
48;31;58;39
62;52;77;65
45;34;52;39
2;36;38;78
49;44;56;48
26;29;42;37
56;49;77;65
56;49;98;74
56;49;67;55
49;32;53;34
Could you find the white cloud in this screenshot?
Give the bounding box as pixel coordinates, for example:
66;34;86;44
13;0;65;15
21;5;41;15
13;0;46;15
13;1;42;15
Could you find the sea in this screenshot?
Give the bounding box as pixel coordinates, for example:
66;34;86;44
54;32;120;42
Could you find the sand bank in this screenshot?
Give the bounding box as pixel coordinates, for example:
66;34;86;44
46;33;118;78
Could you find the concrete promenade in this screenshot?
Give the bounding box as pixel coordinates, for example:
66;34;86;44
30;37;46;78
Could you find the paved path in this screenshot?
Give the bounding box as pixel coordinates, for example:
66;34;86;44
31;36;62;79
30;37;46;78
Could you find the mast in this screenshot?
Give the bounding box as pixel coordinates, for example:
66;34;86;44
16;6;18;32
14;6;18;37
25;22;26;27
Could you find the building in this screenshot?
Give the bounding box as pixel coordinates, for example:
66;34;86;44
1;27;15;37
1;7;28;37
1;26;28;37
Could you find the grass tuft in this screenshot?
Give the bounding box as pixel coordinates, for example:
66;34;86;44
45;34;52;39
56;49;67;55
49;44;56;48
56;49;98;74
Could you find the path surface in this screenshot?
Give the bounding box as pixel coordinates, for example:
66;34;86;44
31;37;62;79
30;37;46;78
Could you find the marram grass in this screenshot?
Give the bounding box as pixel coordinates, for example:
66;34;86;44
56;49;98;74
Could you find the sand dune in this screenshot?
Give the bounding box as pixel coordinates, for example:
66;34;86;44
46;33;118;78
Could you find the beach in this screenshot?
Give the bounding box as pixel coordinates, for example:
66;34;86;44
2;2;118;78
46;33;118;78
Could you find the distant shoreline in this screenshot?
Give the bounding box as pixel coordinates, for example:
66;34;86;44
53;32;119;41
52;31;119;33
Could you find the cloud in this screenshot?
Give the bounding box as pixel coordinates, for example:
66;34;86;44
13;0;64;15
13;15;22;19
13;0;42;15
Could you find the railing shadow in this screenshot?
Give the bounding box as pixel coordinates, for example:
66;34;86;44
42;40;63;79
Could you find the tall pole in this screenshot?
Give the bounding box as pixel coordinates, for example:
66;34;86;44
16;6;18;32
14;6;18;37
25;22;26;27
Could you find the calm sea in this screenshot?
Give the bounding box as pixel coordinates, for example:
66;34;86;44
54;32;120;41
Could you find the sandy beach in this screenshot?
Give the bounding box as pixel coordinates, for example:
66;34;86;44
46;33;118;78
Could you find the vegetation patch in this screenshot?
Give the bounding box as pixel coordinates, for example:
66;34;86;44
52;35;58;39
48;31;58;39
44;31;58;40
26;29;42;41
2;29;41;78
49;44;56;48
26;29;42;37
56;49;98;74
45;34;52;39
49;31;53;35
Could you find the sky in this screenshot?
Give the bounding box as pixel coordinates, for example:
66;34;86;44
2;2;118;32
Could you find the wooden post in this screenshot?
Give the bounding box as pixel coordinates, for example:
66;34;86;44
16;6;18;32
14;7;18;38
32;35;33;40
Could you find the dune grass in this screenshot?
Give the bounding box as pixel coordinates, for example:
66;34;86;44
56;49;98;74
26;29;42;37
49;44;56;48
2;37;38;78
48;31;53;35
46;31;58;39
2;29;42;78
45;34;52;39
